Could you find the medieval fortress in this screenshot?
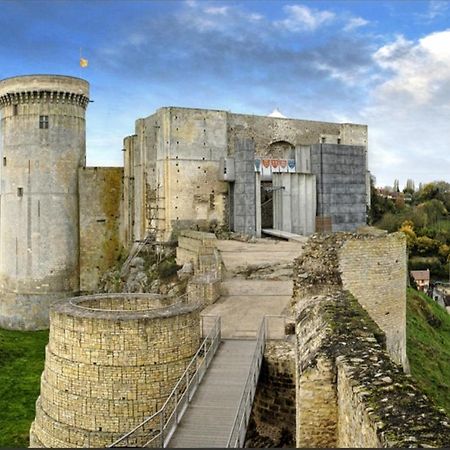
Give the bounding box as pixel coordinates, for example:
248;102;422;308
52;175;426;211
0;75;448;448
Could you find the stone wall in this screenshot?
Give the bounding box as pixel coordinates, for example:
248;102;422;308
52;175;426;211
339;233;408;371
175;230;222;305
227;112;367;157
29;294;201;448
246;341;296;447
293;231;408;371
295;292;450;448
79;167;123;292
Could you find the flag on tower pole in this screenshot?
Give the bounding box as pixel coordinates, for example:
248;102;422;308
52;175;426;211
79;48;88;68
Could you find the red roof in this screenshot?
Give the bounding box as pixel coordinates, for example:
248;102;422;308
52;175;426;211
410;270;430;281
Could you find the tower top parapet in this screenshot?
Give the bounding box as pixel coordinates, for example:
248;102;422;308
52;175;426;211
0;74;89;108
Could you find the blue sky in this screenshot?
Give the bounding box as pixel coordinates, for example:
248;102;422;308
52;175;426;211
1;0;450;188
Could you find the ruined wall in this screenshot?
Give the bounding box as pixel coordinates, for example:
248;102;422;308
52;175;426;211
339;232;408;371
247;341;296;447
176;230;222;305
227;113;367;157
79;167;123;292
30;294;200;448
295;292;450;448
293;231;408;371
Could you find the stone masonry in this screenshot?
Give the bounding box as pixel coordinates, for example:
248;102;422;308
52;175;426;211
295;292;450;448
293;231;408;371
29;294;201;448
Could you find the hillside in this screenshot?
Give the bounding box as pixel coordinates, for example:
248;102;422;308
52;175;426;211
406;287;450;414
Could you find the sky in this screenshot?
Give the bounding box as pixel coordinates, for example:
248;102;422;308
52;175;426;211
1;0;450;188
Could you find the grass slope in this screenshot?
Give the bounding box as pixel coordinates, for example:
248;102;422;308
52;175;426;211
0;328;48;448
406;287;450;414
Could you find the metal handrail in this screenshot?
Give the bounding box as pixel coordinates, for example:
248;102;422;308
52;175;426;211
107;315;221;448
226;317;267;448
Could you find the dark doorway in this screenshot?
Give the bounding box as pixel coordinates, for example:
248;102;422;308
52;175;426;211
261;181;273;229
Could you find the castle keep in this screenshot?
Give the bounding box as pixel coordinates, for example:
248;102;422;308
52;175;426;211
0;75;370;330
122;106;369;245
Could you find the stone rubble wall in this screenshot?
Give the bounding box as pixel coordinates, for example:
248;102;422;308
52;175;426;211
29;294;201;448
293;231;408;371
176;230;222;305
295;291;450;448
246;341;296;447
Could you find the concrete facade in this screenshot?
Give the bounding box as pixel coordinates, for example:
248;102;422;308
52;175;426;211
311;143;367;232
121;106;369;244
0;75;89;330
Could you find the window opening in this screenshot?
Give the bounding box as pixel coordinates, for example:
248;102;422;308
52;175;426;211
17;187;23;197
39;115;49;129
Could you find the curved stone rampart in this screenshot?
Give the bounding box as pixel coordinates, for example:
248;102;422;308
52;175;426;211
29;294;201;448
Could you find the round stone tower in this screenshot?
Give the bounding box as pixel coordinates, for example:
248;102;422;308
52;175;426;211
0;75;89;330
30;293;201;448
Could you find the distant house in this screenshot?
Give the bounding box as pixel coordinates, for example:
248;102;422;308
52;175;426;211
411;269;430;292
432;282;450;314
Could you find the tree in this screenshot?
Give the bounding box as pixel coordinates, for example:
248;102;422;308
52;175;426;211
368;177;395;224
393;179;400;193
399;220;416;251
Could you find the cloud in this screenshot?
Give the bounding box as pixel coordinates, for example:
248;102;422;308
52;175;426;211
276;4;335;32
344;17;369;32
419;0;449;21
361;30;450;186
373;31;450;104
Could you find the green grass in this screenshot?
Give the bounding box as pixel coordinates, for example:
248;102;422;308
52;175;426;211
433;219;450;232
0;328;48;447
406;287;450;414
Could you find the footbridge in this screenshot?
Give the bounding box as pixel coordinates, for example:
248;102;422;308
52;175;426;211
108;315;290;448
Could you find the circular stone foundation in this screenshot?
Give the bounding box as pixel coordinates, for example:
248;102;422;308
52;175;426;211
29;294;201;448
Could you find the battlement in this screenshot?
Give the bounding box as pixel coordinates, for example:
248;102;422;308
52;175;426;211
0;75;89;108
